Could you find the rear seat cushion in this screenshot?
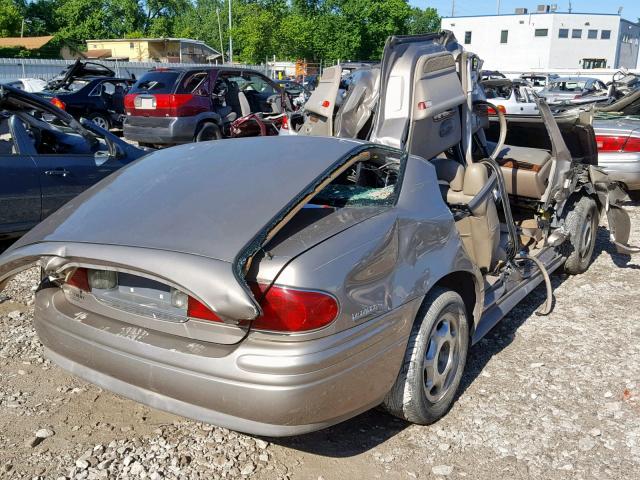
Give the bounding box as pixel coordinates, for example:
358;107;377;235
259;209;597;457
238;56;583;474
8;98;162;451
487;142;552;199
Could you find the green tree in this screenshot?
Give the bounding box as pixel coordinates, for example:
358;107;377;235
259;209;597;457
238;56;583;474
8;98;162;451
331;0;412;59
0;0;22;37
407;6;440;35
55;0;144;43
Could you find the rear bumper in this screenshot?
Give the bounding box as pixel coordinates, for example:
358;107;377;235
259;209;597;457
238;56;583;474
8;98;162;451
598;154;640;190
35;289;418;436
123;116;199;144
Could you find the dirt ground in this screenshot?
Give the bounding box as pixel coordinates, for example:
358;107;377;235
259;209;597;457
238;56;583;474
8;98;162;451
1;200;639;480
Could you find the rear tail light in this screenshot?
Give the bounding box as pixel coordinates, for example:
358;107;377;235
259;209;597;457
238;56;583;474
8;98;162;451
249;283;338;332
66;268;89;291
487;104;506;115
321;100;331;108
50;97;65;110
187;296;222;322
124;94;135;109
186;283;338;332
281;115;289;130
596;135;640;152
128;94;197;116
622;137;640;152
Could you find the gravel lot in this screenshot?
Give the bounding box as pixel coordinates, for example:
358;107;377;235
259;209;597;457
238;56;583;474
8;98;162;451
1;201;639;480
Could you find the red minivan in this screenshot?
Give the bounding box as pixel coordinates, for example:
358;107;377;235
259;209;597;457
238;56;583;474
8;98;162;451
123;67;287;146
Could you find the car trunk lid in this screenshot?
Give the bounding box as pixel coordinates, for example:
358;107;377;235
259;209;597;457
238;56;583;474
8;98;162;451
0;136;370;331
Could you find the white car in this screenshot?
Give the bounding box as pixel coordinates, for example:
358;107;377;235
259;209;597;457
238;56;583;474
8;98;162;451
1;78;47;93
482;79;539;115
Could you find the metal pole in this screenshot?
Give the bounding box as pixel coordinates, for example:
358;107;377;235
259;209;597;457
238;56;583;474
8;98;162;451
497;0;500;15
228;0;233;64
21;19;24;38
216;8;225;64
451;0;455;17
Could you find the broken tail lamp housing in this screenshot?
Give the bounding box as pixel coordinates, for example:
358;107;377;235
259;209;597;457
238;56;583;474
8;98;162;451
66;268;188;310
596;135;640;153
65;269;339;332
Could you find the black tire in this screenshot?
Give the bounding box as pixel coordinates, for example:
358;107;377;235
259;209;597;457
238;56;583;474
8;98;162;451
195;122;222;142
88;113;110;130
383;287;469;424
559;195;599;275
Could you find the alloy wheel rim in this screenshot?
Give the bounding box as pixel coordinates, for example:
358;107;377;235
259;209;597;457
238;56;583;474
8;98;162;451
423;310;461;403
92;117;108;129
579;213;593;260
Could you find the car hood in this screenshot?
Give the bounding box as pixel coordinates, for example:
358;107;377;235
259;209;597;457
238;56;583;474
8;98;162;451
0;136;368;322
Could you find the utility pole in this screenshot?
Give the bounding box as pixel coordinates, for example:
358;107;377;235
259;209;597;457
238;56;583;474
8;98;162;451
451;0;455;17
228;0;233;64
216;8;225;64
21;19;24;38
497;0;501;15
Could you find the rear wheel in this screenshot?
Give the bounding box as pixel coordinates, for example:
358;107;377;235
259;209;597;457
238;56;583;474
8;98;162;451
195;122;222;142
383;287;469;424
88;113;110;130
560;195;599;275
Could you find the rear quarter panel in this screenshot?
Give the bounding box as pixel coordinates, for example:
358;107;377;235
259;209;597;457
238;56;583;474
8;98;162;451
253;154;480;343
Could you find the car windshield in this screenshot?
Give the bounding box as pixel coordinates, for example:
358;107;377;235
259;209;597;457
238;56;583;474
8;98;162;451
548;81;587;92
130;71;180;94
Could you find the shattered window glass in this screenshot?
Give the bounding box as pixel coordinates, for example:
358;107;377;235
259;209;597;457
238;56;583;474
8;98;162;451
310;148;404;208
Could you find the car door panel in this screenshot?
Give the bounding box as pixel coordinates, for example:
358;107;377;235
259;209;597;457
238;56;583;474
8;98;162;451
34;153;123;219
0;153;41;235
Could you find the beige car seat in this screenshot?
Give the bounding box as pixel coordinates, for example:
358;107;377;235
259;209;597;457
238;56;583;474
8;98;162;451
432;158;501;271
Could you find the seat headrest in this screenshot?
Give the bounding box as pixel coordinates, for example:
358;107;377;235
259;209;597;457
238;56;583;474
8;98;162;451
432;158;465;192
463;163;489;196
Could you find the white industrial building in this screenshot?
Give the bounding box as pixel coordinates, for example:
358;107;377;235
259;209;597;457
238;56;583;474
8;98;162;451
441;6;640;71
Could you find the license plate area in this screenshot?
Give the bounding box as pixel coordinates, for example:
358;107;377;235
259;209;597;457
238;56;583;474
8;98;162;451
135;96;156;110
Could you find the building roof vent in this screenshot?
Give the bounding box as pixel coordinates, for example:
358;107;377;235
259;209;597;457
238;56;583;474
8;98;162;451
515;7;528;14
537;4;550;12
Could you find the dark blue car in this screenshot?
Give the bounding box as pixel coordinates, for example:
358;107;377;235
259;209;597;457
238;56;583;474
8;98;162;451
41;77;135;130
0;84;145;239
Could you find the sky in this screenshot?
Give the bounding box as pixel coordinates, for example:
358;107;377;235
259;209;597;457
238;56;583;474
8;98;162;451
409;0;640;22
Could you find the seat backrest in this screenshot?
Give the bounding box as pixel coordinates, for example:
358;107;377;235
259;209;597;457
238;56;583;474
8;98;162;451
8;115;37;156
431;157;464;201
225;81;242;116
238;91;251;116
433;158;500;271
456;163;501;270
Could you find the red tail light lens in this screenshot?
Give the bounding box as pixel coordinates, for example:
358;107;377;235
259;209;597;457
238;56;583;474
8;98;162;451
66;268;89;291
595;135;640;152
124;94;135;109
250;283;338;333
281;115;289;130
187;296;222;322
321;100;331;108
622;137;640;152
487;104;506;115
50;97;65;110
187;283;338;331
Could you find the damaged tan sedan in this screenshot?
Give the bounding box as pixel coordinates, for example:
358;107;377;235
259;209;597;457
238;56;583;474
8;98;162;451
0;32;636;436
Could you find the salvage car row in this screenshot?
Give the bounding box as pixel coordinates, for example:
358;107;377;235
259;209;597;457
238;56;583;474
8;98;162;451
0;32;638;438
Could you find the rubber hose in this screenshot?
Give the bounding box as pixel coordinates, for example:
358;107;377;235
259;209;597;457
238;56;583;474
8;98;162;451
516;253;554;316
